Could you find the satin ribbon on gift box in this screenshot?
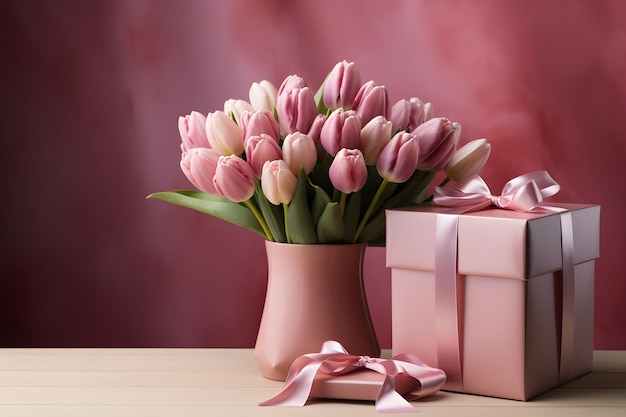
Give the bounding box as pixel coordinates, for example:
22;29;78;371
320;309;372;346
260;340;446;414
432;170;576;390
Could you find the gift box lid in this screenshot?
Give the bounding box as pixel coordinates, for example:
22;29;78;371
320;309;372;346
386;203;600;280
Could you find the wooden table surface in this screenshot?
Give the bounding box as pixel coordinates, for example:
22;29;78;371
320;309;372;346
0;349;624;416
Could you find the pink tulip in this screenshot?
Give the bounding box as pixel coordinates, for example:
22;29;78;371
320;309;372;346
213;155;256;202
445;138;492;182
178;111;210;152
245;134;283;178
360;115;392;165
413;117;460;171
277;74;307;94
261;159;298;205
180;148;222;195
376;131;420;183
390;97;427;133
320;108;361;156
329;148;368;193
276;87;317;135
240;109;281;145
223;99;253;125
276;75;317;134
307;113;328;160
249;80;277;112
323;60;362;110
282;132;317;175
206;111;244;156
352;80;389;124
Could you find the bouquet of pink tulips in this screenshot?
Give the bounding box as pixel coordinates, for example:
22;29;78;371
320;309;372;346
148;61;491;245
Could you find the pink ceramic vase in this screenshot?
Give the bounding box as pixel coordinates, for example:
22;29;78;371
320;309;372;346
254;241;380;381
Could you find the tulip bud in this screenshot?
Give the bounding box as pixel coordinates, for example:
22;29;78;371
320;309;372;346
329;148;368;194
261;159;298;205
179;112;210;151
249;80;277;112
213;155;256;202
320;108;361;156
445;138;492;182
376;131;420;183
277;74;307;94
360;115;392;165
389;97;427;133
239;109;280;145
413;117;460;171
180;148;222;195
423;102;434;121
352;80;389;124
245;134;283;178
323;60;362;110
276;84;317;134
282;132;317;175
205;111;244;156
307;113;328;160
223;99;253;125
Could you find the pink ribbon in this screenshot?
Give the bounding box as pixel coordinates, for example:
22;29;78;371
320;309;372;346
431;171;575;387
432;170;561;213
260;340;446;413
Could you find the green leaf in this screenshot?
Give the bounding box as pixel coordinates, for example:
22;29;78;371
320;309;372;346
343;191;361;242
310;182;333;225
253;184;286;243
316;202;346;243
286;170;318;244
147;190;266;238
357;209;386;244
314;72;330;115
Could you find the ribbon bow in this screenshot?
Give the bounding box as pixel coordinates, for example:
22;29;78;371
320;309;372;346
260;340;446;414
433;170;561;213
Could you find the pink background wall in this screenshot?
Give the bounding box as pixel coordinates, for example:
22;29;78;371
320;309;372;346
1;0;625;348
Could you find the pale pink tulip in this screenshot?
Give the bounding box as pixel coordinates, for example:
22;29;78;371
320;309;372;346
445;138;492;182
206;111;244;156
323;60;362;110
240;109;281;145
179;111;210;151
213;155;256;202
352;80;389;124
360;115;392;165
329;148;368;193
261;159;298;205
320;108;361;156
376;131;420;183
413;117;460;171
245;134;283;178
249;80;277;112
223;99;253;125
282;132;317;175
390;97;427;133
180;148;222;195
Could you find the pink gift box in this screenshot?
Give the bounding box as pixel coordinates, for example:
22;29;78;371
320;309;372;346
386;203;600;400
310;369;420;401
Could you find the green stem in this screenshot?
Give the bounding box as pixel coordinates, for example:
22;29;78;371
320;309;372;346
438;177;450;188
244;199;274;241
283;203;292;244
352;178;389;243
339;192;347;216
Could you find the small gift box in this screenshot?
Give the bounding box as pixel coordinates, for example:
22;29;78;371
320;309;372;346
386;172;600;401
260;340;446;413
